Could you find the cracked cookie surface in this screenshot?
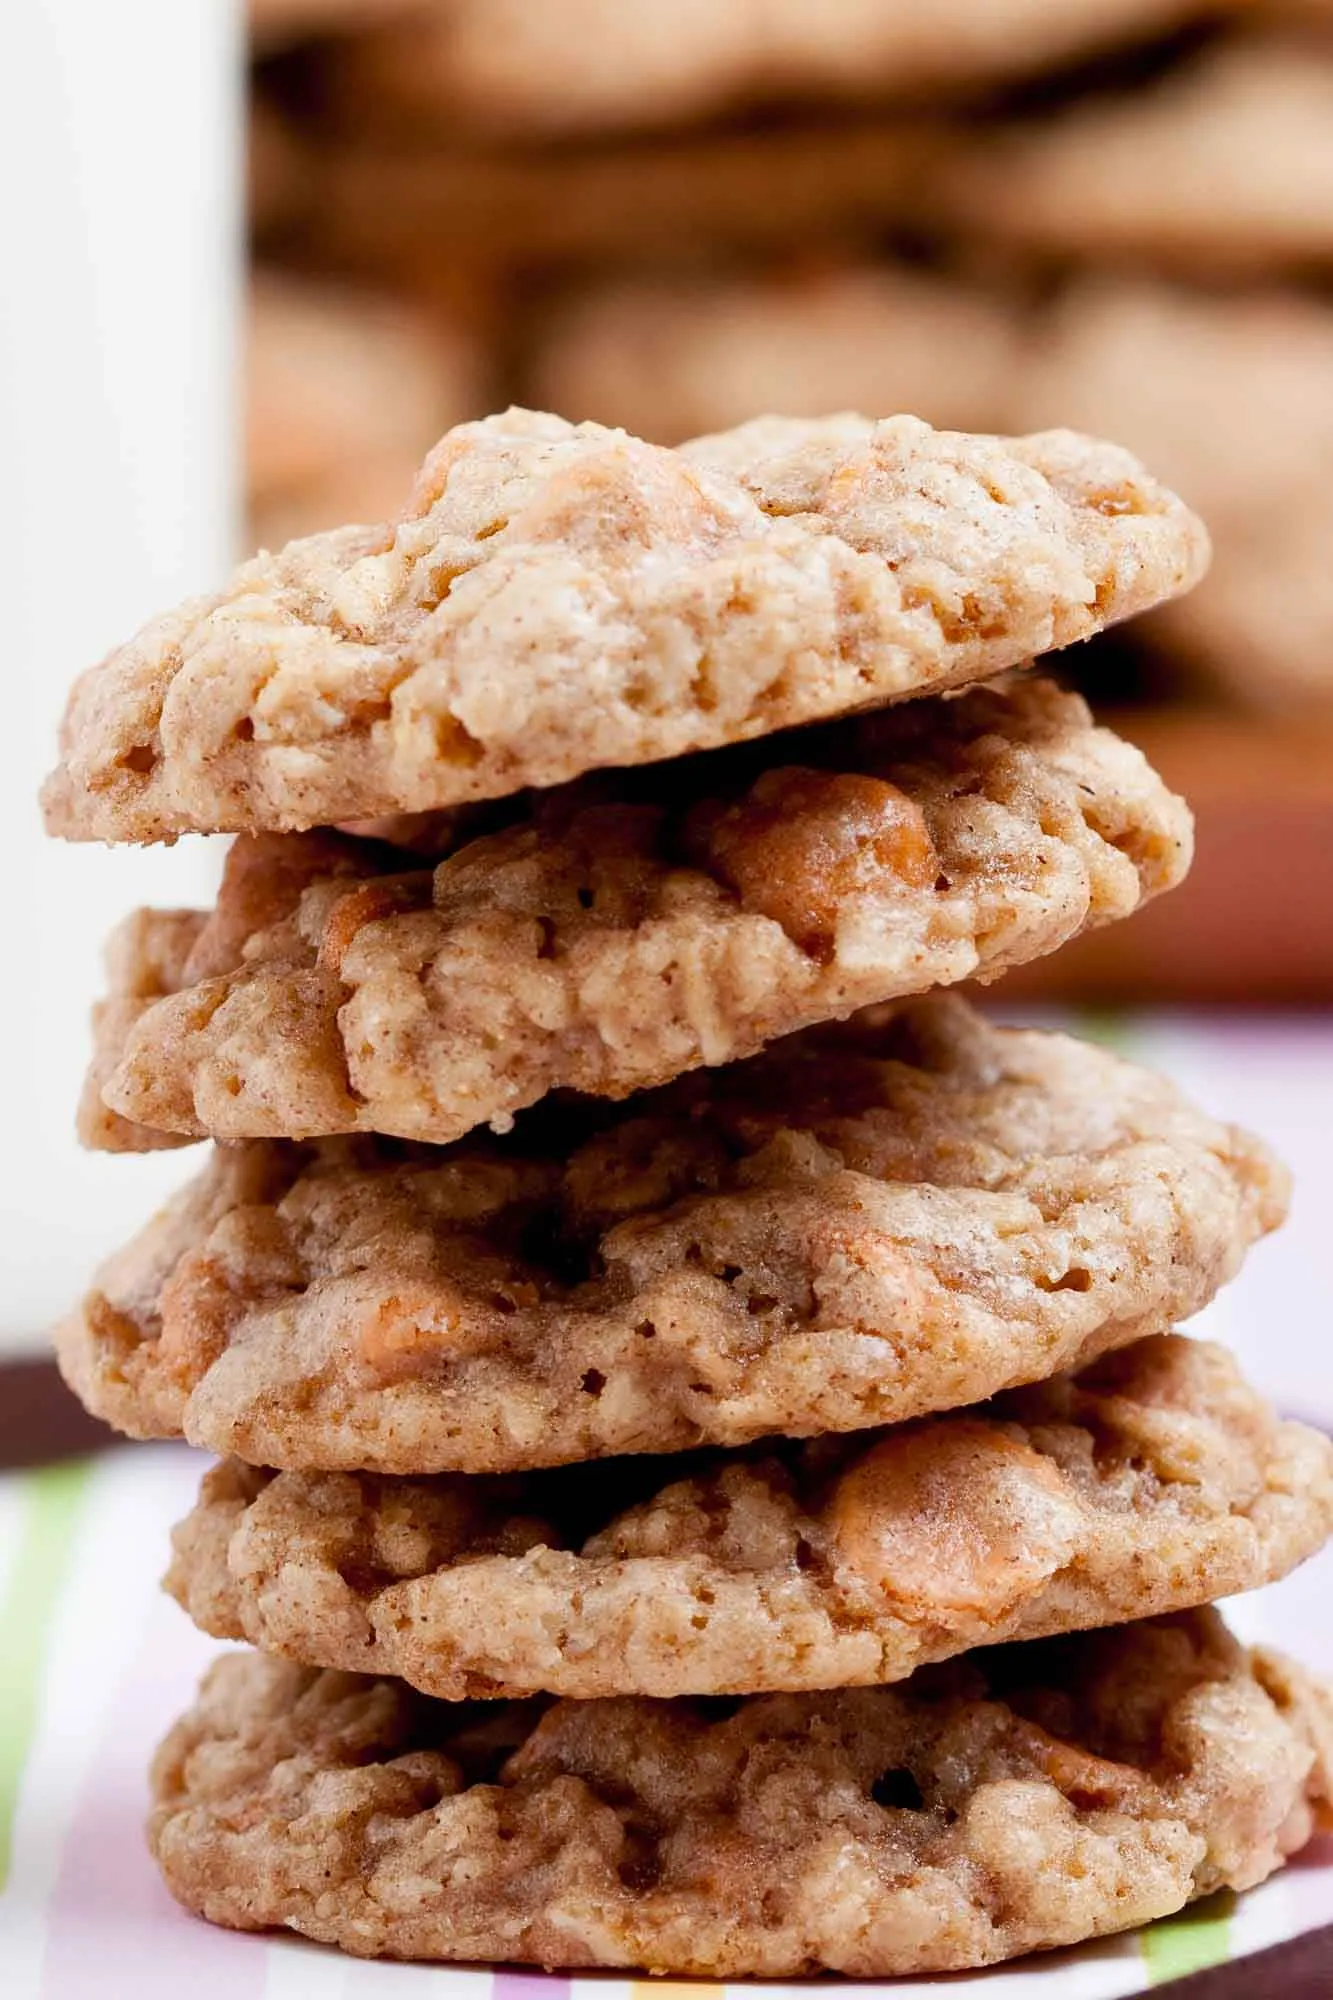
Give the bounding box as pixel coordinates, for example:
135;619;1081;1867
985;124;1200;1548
168;1335;1333;1700
82;677;1192;1149
148;1609;1333;1974
57;995;1286;1473
42;409;1206;844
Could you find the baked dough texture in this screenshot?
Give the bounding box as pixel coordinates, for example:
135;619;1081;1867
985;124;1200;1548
167;1334;1333;1700
43;410;1207;844
57;996;1285;1473
148;1610;1333;1974
82;676;1193;1149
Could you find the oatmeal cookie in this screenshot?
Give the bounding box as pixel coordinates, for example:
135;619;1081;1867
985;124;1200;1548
148;1610;1333;1973
42;409;1207;844
57;996;1284;1472
82;678;1193;1148
168;1335;1333;1700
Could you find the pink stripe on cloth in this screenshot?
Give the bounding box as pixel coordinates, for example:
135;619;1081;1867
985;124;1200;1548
39;1592;265;2000
493;1975;571;2000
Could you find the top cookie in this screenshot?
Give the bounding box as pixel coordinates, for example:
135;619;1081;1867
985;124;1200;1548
42;409;1207;845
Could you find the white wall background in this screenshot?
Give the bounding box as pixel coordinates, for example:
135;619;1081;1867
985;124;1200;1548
1;2;242;1345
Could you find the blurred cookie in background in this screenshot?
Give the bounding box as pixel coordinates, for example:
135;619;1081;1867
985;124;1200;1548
325;0;1230;137
246;268;489;549
250;0;424;54
305;119;942;287
942;36;1333;276
995;702;1333;1002
528;266;1023;442
1020;281;1333;709
249;93;313;243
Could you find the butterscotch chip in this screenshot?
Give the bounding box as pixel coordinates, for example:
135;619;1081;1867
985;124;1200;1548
167;1335;1333;1701
148;1610;1333;1974
529;268;1026;444
1020;282;1333;708
942;39;1333;275
334;0;1219;136
42;409;1208;844
56;995;1286;1473
80;678;1193;1149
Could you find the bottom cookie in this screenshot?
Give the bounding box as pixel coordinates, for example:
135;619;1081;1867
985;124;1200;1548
150;1610;1332;1976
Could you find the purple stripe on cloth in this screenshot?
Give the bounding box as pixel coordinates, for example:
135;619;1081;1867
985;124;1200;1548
38;1593;265;2000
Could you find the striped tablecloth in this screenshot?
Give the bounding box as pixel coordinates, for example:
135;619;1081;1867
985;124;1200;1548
3;1011;1331;1997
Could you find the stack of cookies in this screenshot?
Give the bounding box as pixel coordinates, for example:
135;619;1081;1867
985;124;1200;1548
43;410;1333;1978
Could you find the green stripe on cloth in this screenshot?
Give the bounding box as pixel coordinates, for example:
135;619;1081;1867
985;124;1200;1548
1070;1007;1137;1055
0;1460;94;1887
1140;1890;1235;1984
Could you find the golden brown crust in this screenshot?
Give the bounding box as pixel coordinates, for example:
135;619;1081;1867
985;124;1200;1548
56;996;1286;1473
167;1335;1333;1700
43;409;1208;844
148;1611;1333;1974
83;678;1193;1148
